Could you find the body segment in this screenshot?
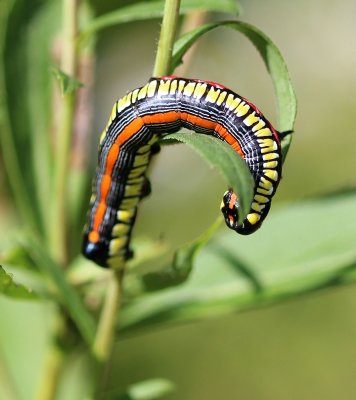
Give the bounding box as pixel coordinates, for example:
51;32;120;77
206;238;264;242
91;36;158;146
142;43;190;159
83;76;282;268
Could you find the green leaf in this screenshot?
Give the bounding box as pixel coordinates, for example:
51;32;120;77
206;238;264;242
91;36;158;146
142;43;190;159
22;236;96;345
80;0;240;38
141;217;221;291
115;378;175;400
0;0;41;232
0;265;39;300
51;66;84;95
161;132;254;223
0;0;61;235
171;20;297;159
118;190;356;334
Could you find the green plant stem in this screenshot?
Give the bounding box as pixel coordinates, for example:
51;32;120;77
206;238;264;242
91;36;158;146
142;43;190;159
49;0;78;265
175;10;208;76
92;271;123;399
37;2;79;399
35;314;69;400
93;271;123;362
153;0;181;76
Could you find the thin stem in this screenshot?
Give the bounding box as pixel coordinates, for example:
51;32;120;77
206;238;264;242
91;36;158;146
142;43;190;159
37;2;79;399
153;0;181;76
92;271;123;399
49;0;78;265
35;314;69;400
92;271;123;362
175;10;209;76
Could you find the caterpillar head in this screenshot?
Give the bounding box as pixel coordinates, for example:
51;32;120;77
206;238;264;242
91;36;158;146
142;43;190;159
220;189;265;235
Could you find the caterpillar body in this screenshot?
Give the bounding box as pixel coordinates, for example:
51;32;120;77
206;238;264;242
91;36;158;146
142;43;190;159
82;76;282;268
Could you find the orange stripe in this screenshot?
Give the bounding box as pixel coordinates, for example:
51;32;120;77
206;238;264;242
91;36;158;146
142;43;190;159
89;110;245;243
229;192;237;209
89;118;145;242
215;124;244;158
181;112;216;130
141;110;179;125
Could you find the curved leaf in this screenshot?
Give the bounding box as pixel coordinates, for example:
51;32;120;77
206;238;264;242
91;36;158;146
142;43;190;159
161;132;254;223
141;217;221;292
171;20;297;158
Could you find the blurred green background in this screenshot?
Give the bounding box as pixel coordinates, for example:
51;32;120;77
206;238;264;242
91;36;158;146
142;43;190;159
1;0;356;399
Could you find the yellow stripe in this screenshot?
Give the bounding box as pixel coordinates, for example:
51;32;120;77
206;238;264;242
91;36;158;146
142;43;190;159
235;102;250;117
178;80;186;93
263;160;279;168
131;88;139;103
147;80;157;97
206;87;220;103
193;82;207;99
243;112;260;127
247;213;261;225
259;177;273;190
158;80;171;95
225;94;241;110
216;91;227;105
138;84;148;100
109;236;128;255
124;184;142;197
254;194;269;203
120;197;137;210
251;202;265;213
255;128;273;137
257;187;274;195
252;119;266;132
263;169;279;182
169;79;178;94
183;82;196;96
262;152;279;161
112;223;130;237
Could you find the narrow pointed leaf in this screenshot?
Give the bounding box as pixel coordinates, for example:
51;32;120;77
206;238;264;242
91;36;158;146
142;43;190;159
141;217;221;291
171;20;297;158
161;132;254;223
51;67;84;95
0;265;39;300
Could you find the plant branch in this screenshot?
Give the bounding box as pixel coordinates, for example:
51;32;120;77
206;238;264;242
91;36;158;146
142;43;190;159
174;10;209;76
49;0;79;265
35;313;70;400
92;270;124;398
153;0;181;76
92;271;123;362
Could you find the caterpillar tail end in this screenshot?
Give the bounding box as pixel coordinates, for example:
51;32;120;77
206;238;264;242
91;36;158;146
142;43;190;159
82;234;110;268
220;190;263;235
82;233;133;269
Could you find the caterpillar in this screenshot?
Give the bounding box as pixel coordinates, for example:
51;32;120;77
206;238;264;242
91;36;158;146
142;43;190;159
82;76;282;268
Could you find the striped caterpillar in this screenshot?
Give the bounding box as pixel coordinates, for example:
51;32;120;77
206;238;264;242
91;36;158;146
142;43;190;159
82;76;282;268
